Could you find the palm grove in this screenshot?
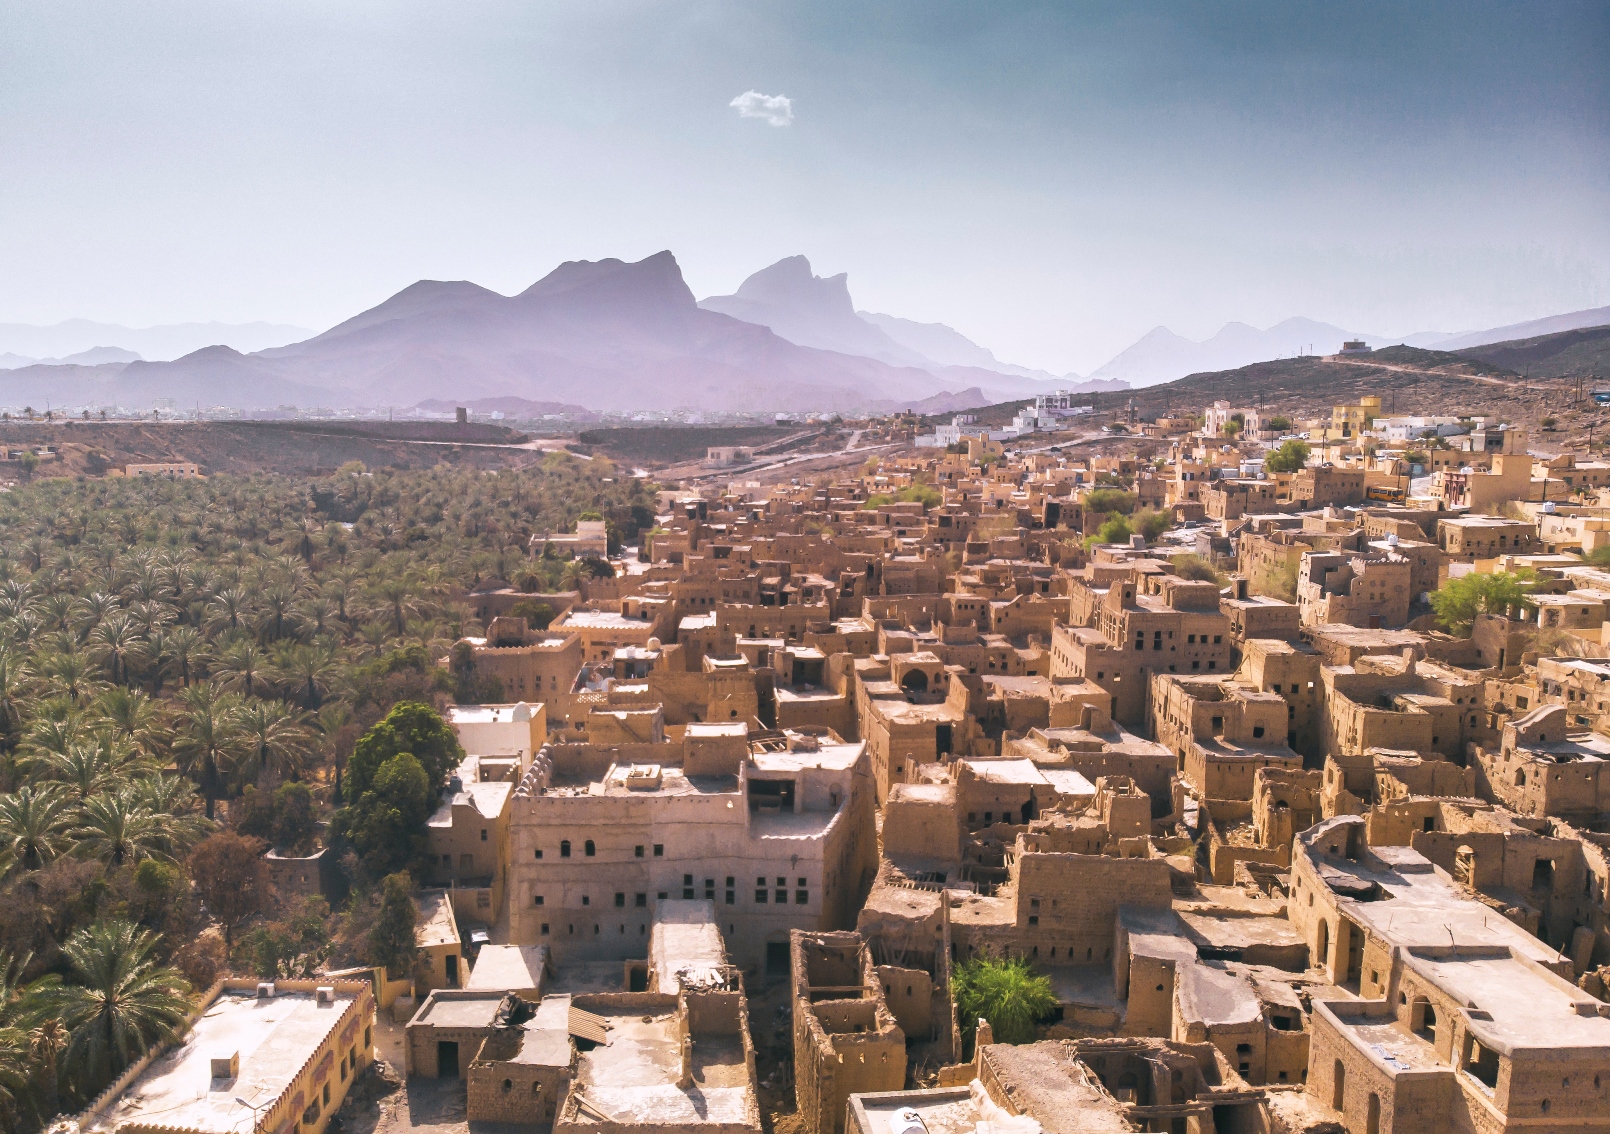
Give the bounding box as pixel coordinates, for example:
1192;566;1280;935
0;454;655;1132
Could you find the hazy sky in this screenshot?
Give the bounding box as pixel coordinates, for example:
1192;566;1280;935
2;1;1607;374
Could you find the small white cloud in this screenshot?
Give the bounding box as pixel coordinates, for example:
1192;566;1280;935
730;90;793;127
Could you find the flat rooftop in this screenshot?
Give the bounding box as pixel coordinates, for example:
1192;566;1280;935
558;610;655;630
466;944;548;993
411;991;507;1029
1408;953;1610;1051
649;900;727;993
428;781;512;825
853;1089;980;1134
570;1009;753;1128
449;704;540;725
86;989;359;1134
417;890;461;950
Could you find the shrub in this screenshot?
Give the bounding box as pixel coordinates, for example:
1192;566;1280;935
1084;488;1136;515
951;956;1058;1046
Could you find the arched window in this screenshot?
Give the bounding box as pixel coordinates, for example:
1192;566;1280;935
560;840;571;858
585;840;596;857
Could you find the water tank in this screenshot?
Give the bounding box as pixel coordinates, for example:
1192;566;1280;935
1543;501;1557;514
1387;533;1399;547
890;1109;928;1134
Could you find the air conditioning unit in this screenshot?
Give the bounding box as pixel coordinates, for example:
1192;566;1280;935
256;982;276;999
316;986;336;1005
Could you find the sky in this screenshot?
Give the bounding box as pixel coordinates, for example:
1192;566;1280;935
1;1;1607;375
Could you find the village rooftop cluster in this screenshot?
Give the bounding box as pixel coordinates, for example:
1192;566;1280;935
81;388;1610;1134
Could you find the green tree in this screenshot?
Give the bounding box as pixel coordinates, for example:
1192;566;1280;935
366;872;418;981
1268;415;1291;432
1133;509;1172;541
508;598;555;630
344;701;461;802
337;752;431;876
895;483;942;509
1264;440;1310;474
1083;488;1135;515
1090;513;1133;547
951;956;1058;1047
1170;554;1222;585
73;791;170;870
1430;570;1537;636
32;920;191;1101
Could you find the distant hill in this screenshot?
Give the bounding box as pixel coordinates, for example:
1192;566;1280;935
0;319;310;361
0;345;142;369
1088;317;1380;387
1084;305;1610;389
699;256;926;366
1456;323;1610;378
1123;345;1530;422
1429;305;1610;352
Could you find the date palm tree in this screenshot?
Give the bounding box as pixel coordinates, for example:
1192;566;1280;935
71;791;167;869
212;635;268;697
91;686;165;755
0;649;29;752
164;626;207;688
31;920;190;1100
204;587;250;634
0;785;73;875
128;775;213;858
371;577;419;637
235;699;316;789
87;615;141;687
271;642;340;711
171;682;245;819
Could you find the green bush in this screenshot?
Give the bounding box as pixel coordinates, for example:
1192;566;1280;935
952;956;1058;1046
1084;488;1136;515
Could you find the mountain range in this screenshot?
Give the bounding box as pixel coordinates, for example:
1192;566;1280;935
1093;305;1610;388
0;319;310;363
0;253;1114;413
0;252;1603;412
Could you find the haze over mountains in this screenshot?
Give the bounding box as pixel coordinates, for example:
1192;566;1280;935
0;251;1604;413
0;319;310;365
1092;305;1610;388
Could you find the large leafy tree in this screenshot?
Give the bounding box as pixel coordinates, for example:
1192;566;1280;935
344;700;462;801
1431;569;1537;635
1264;439;1310;473
187;832;269;946
335;753;431;877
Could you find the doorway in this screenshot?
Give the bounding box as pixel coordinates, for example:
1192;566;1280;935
437;1040;459;1078
446;954;460;988
766;941;791;980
